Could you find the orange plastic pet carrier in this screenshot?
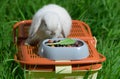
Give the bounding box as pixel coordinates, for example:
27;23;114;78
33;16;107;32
13;20;106;71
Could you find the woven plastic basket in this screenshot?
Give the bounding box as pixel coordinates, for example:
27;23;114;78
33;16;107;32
13;20;105;65
13;20;106;79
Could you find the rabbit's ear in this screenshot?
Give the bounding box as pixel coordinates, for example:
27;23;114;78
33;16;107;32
29;17;42;37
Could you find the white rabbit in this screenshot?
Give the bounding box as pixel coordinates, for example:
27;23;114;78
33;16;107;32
25;4;72;46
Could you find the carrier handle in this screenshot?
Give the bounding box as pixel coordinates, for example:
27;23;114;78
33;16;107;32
72;20;93;36
13;20;32;44
13;20;92;43
81;21;93;36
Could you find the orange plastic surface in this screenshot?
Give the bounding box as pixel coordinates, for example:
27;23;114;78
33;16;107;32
13;20;106;70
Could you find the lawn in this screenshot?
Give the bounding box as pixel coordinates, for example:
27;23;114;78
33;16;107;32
0;0;120;79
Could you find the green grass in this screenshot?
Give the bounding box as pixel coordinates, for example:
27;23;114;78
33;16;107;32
0;0;120;79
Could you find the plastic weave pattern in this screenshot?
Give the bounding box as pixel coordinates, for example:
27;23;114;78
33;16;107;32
13;20;106;70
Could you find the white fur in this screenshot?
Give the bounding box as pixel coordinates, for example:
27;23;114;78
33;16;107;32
26;4;72;45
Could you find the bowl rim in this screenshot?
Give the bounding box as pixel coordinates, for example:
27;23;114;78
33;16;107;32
42;38;87;48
